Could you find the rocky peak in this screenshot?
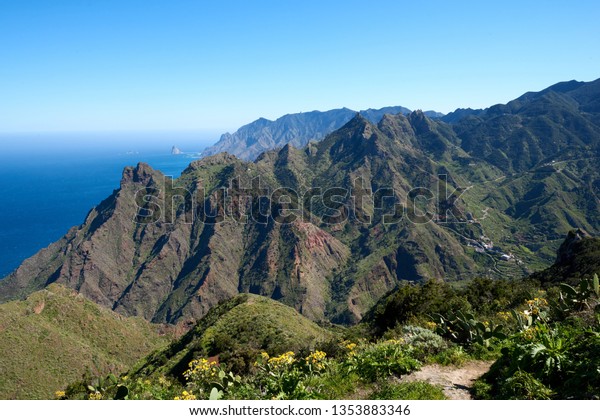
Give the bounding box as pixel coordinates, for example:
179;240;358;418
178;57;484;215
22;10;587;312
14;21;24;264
556;229;591;265
121;162;159;186
377;113;416;144
344;113;374;139
407;109;433;133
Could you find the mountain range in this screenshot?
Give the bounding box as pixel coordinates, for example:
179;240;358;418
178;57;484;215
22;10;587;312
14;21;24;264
1;78;599;328
202;106;443;160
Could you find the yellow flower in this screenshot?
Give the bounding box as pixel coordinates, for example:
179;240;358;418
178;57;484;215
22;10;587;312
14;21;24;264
267;351;295;368
88;392;102;400
174;390;198;401
184;358;219;380
345;342;357;351
522;326;538;341
305;350;327;370
54;390;66;399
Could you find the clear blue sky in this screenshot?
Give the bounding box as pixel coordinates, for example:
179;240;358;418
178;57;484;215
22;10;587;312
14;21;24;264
0;0;599;134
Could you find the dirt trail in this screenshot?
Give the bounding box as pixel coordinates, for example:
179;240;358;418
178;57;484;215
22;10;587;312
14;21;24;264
400;361;492;400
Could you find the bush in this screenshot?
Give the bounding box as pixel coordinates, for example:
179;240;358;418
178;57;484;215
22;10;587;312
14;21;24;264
430;345;470;367
433;310;507;347
394;325;448;360
365;279;467;335
500;370;554;400
345;340;421;382
476;325;600;399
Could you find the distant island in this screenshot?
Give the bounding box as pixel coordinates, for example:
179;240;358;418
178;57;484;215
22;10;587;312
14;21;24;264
171;146;183;155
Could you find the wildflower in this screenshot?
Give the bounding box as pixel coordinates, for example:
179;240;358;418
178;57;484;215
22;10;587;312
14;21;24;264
522;326;538;341
174;390;197;401
305;350;327;370
88;391;102;400
54;390;66;399
184;358;219;381
268;351;295;368
345;342;357;351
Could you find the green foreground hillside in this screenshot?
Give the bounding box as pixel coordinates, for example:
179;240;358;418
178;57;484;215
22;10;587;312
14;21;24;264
0;284;170;399
128;294;334;381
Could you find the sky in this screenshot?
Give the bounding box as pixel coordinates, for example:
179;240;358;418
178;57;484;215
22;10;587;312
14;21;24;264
0;0;599;135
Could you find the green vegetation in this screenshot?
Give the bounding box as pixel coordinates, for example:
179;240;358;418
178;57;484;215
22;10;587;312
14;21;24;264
51;248;600;401
57;293;449;400
6;233;600;401
363;277;536;335
473;274;600;399
369;382;446;400
127;294;334;382
60;339;428;400
0;284;170;399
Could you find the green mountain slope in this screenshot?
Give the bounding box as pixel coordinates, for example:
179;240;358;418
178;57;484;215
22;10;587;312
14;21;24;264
0;284;169;399
127;294;334;380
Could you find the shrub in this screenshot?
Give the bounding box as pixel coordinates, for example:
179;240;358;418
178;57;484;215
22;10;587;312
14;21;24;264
500;370;554;400
476;324;600;399
430;345;470;367
365;279;466;335
251;350;329;399
395;325;448;360
345;340;421;382
432;310;506;347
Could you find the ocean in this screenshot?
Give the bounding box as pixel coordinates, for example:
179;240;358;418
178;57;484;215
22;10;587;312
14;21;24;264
0;132;216;278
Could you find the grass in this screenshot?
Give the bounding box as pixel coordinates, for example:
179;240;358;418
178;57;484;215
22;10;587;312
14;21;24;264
370;381;446;400
0;284;170;399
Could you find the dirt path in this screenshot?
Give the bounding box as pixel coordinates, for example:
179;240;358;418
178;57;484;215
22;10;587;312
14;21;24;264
399;361;492;400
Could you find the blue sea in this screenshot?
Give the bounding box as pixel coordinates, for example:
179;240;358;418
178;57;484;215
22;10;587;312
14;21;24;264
0;132;216;278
